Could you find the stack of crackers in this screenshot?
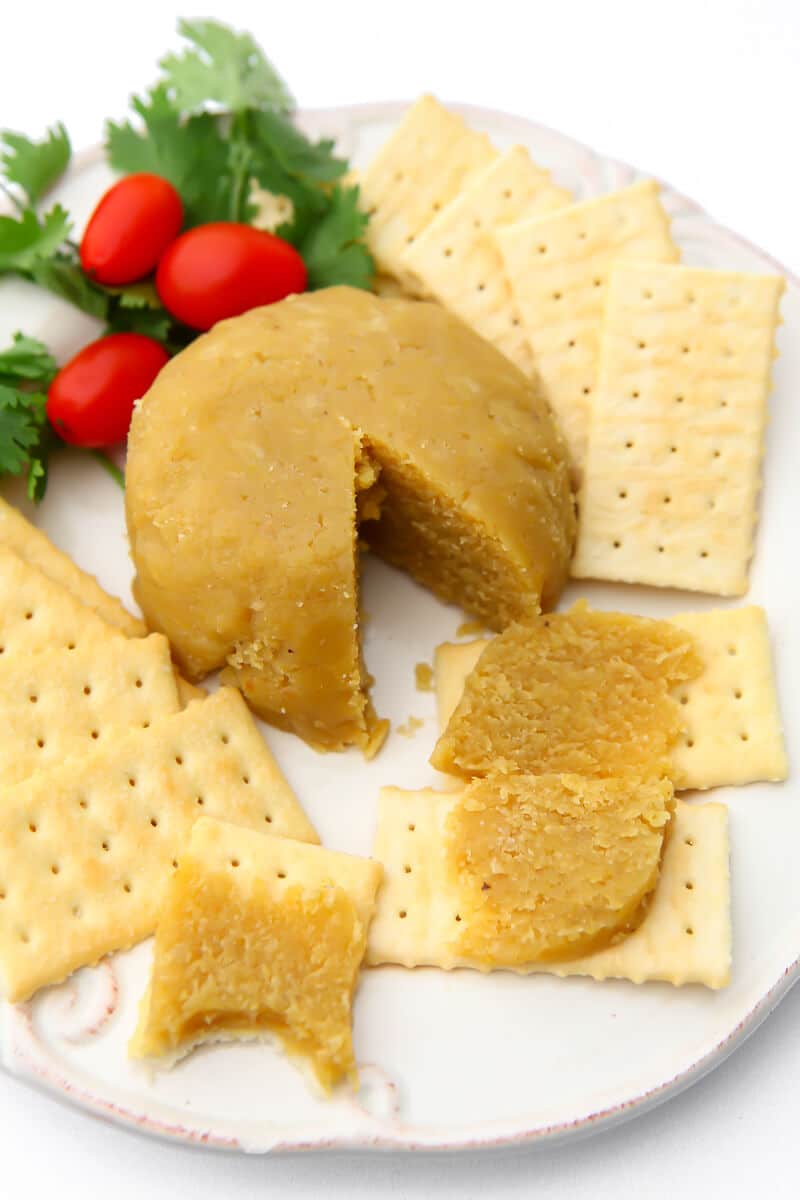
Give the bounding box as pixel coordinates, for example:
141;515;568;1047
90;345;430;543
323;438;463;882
360;96;784;597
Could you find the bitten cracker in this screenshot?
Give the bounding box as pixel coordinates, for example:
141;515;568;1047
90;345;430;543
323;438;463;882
572;263;784;594
670;607;787;788
131;817;382;1090
0;688;317;1001
0;496;144;636
495;180;679;472
358;95;497;284
367;788;731;989
401;146;571;372
0;635;180;787
434;604;786;790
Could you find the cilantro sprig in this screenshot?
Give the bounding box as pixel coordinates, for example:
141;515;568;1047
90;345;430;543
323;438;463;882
106;19;374;285
0;333;58;501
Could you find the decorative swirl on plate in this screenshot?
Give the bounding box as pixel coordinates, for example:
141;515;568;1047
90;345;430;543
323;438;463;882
30;961;120;1046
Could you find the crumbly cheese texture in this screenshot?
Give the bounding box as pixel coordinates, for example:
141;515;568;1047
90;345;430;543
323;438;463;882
434;605;787;791
496;180;679;474
131;818;382;1091
431;605;701;780
572;263;785;594
0;689;316;1001
368;787;731;989
0;496;145;636
126;287;575;753
401;145;571;372
0;634;180;787
358;95;497;284
445;773;674;966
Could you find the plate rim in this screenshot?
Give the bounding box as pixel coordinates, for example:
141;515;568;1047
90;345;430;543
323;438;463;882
1;99;797;1155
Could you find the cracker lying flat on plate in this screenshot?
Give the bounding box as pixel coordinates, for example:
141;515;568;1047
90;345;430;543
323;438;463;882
0;545;126;661
0;688;317;1001
0;496;144;637
434;605;786;790
367;787;731;989
495;180;679;474
358;95;497;284
401;146;571;372
0;634;180;787
131;817;382;1091
572;263;785;594
670;607;787;788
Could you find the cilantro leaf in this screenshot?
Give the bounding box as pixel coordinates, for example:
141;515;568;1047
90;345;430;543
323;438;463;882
160;19;294;115
0;205;71;273
106;88;233;225
299;187;375;291
105;298;173;341
0;384;51;498
0;332;57;386
248;110;347;185
1;124;71;206
28;256;109;318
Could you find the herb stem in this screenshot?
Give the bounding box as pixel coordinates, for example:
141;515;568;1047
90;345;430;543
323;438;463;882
91;449;125;489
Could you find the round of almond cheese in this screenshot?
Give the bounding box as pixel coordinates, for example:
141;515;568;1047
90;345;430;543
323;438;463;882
125;287;575;751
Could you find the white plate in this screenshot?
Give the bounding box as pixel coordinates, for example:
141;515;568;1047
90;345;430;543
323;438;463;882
0;102;797;1154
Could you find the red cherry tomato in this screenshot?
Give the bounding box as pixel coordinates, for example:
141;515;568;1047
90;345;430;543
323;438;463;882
47;333;170;448
155;223;307;331
80;174;184;286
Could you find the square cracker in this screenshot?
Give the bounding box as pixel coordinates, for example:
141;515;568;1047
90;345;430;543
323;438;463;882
358;95;497;284
367;787;730;989
0;545;127;662
130;816;382;1087
670;607;787;788
0;687;317;1001
571;263;784;594
433;605;787;791
0;496;144;636
0;541;202;707
401;146;571;373
495;180;679;473
0;634;180;787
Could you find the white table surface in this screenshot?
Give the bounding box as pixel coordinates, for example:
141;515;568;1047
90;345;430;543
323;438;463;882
1;1;799;1195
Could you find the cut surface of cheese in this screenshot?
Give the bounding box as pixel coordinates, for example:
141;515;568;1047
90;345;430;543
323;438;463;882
445;773;674;966
431;604;701;781
131;818;382;1091
126;287;575;752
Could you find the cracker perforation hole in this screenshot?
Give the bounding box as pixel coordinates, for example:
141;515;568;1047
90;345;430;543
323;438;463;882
685;837;695;847
50;864;60;876
407;823;416;832
101;840;110;852
277;870;287;879
740;732;750;742
242;774;250;785
83;684;91;696
123;882;132;893
685;737;695;748
477;282;485;292
27;821;37;834
537;244;547;254
685;926;694;936
36;738;45;750
174;754;184;766
220;733;230;746
685;881;694;890
230;858;240;868
264;814;273;824
734;689;743;700
134;678;143;689
149;817;159;828
71;905;82;918
196;795;205;806
398;910;407;919
28;694;37;704
443;248;452;258
403;864;412;874
24;611;33;621
90;730;99;740
455;913;462;922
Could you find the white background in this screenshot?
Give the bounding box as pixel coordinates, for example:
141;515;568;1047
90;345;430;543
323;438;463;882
1;1;799;1195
